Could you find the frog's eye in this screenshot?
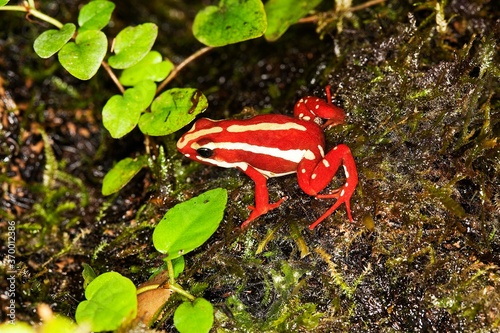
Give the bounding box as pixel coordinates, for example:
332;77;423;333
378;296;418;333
196;147;214;158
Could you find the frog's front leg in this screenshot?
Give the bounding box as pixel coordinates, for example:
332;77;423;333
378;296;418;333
297;144;358;230
239;165;287;229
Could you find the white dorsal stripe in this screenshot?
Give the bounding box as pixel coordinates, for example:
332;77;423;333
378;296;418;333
226;122;307;133
177;126;223;149
207;142;307;163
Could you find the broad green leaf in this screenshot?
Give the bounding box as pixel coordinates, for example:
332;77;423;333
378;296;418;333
102;80;156;138
33;23;76;58
78;0;115;32
108;23;158;69
102;155;148;195
174;298;214;333
138;88;208;136
193;0;267;47
58;30;107;80
75;272;137;332
153;188;227;260
120;51;173;86
0;0;10;6
265;0;322;41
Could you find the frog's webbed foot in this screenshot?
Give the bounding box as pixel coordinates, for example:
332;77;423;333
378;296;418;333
241;196;287;229
310;186;354;230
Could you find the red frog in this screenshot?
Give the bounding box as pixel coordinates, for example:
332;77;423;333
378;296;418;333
177;86;358;230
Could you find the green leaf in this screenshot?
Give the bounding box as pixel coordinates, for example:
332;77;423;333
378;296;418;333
264;0;322;41
138;88;208;136
75;272;137;332
82;263;97;289
172;256;185;278
78;0;115;32
153;188;227;260
0;322;34;333
108;23;158;69
102;80;156;138
0;0;10;6
193;0;267;47
174;298;214;333
58;30;107;80
40;315;78;333
119;51;173;86
33;23;76;58
102;155;148;195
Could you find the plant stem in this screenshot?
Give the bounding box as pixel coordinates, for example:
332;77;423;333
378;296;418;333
166;259;176;285
1;4;64;29
166;259;196;301
137;284;162;295
156;46;214;94
298;0;385;23
101;61;125;94
169;283;196;301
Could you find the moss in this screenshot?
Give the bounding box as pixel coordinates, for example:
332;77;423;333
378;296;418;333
1;0;499;331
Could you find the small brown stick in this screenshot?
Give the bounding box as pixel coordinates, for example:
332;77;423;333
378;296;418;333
299;0;385;23
156;46;214;94
101;61;125;94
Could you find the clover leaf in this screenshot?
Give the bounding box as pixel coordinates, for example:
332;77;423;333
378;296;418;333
193;0;267;47
138;88;208;136
102;80;156;138
58;29;107;80
33;23;76;58
108;23;158;69
265;0;322;41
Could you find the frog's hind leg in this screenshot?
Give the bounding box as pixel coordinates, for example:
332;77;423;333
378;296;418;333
297;144;358;229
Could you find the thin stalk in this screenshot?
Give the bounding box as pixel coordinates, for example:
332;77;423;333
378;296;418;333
1;4;63;29
156;46;214;94
166;259;195;301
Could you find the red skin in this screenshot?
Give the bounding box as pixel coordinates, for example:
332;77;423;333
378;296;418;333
177;86;358;229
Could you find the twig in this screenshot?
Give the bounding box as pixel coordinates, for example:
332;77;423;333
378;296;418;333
156;46;214;94
101;61;125;94
298;0;385;24
1;3;63;29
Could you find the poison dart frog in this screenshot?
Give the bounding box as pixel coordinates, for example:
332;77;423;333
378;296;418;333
177;86;358;230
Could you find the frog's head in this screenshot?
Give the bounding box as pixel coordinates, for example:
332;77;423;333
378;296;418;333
177;118;224;164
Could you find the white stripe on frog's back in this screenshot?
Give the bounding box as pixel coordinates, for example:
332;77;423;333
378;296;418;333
226;122;307;133
202;141;316;163
177;126;224;149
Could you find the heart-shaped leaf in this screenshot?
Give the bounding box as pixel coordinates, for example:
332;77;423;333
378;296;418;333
138;88;208;136
102;155;148;195
75;272;137;332
78;0;115;32
119;51;173;86
102;80;156;138
193;0;267;47
58;30;107;80
174;298;214;333
153;188;227;260
33;23;76;58
264;0;322;41
108;23;158;69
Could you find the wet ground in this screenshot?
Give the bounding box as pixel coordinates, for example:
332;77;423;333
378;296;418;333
1;0;499;331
